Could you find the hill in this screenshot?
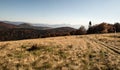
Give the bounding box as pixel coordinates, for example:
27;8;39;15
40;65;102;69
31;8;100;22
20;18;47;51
0;21;17;29
0;27;76;41
0;33;120;70
46;27;76;34
0;21;52;30
0;21;76;41
18;23;52;30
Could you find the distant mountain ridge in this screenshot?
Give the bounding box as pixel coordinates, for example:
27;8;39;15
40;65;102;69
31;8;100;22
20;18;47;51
0;21;77;41
0;21;17;29
18;23;52;30
0;20;80;29
0;21;52;30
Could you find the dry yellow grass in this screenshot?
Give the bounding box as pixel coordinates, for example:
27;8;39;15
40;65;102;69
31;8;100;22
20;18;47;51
0;33;120;70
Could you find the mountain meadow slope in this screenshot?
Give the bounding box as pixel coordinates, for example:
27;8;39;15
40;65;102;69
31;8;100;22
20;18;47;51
0;33;120;70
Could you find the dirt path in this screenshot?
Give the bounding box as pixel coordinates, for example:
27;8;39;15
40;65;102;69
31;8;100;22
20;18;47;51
84;35;120;54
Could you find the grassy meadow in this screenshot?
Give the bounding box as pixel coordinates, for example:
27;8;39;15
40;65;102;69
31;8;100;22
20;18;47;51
0;33;120;70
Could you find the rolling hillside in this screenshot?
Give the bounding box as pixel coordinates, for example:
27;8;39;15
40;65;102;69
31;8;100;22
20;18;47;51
18;23;52;30
0;21;76;41
0;33;120;70
0;27;76;41
0;21;17;29
0;21;52;30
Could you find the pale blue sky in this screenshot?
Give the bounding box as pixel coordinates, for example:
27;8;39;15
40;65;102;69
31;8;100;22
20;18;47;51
0;0;120;26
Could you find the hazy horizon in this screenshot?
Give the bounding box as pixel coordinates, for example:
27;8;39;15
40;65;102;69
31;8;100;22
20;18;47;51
0;0;120;26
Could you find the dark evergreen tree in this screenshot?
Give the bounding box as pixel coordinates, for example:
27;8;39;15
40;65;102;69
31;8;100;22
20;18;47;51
89;21;92;28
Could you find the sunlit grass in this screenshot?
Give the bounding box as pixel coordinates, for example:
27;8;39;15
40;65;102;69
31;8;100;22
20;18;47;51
0;33;120;70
